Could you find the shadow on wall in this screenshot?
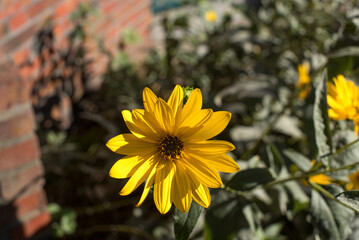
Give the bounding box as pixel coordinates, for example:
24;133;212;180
28;21;93;131
0;174;52;240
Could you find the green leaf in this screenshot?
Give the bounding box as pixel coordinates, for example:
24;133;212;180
335;191;359;212
227;168;275;191
283;149;312;172
327;56;354;80
174;201;203;240
327;185;355;239
330;139;359;171
311;190;341;240
313;69;332;166
328;47;359;58
266;142;285;173
205;194;249;239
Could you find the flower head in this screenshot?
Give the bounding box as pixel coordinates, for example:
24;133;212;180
346;171;359;190
327;75;359;134
296;62;311;99
106;85;239;214
205;11;217;22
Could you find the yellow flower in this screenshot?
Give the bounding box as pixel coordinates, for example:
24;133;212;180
205;11;217;22
308;174;334;185
346;172;359;190
106;85;239;214
327;75;359;134
296;62;311;99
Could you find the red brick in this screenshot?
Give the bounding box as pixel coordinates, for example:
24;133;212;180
0;108;35;144
0;161;44;201
55;0;78;20
122;4;150;27
12;211;51;240
0;136;40;172
10;12;26;30
1;24;36;54
28;0;49;18
103;1;117;14
0;64;29;111
14;190;47;219
13;48;30;65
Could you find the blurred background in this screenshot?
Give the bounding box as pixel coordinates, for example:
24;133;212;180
1;0;359;239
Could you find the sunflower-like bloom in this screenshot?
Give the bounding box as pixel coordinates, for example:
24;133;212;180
106;86;239;214
346;172;359;190
327;75;359;134
296;62;311;99
205;10;217;22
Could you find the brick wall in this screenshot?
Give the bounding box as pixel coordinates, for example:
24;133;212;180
0;1;153;239
0;0;154;129
0;63;50;240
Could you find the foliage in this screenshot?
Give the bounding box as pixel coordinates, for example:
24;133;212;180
38;0;359;239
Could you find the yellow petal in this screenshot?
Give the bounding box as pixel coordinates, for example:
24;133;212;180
167;85;184;118
120;154;159;196
181;89;202;121
309;174;333;185
110;155;147;179
106;134;157;155
154;98;175;134
143;87;158;112
136;155;160;207
178;109;213;137
189;176;210;208
181;153;223;188
186;140;235;154
172;161;192;213
154;160;175;214
122;110;159;142
186;150;240;173
328;109;345;120
132;109;165;137
183;111;232;142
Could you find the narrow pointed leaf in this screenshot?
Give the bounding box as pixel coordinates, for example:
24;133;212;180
174;201;203;240
313;69;332;166
335;191;359;212
311;190;340;240
283;149;312;172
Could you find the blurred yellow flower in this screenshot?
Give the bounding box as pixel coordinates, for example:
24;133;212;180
205;10;217;22
309;174;334;185
106;85;239;214
296;62;311;99
327;75;359;134
346;171;359;190
305;160;334;185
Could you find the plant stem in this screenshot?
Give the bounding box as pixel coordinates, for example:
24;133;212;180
310;182;359;214
222;160;359;197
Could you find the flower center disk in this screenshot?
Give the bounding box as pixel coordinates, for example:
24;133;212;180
158;135;183;160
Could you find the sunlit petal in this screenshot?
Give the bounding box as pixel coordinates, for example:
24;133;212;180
154;160;175;214
106;134;157;155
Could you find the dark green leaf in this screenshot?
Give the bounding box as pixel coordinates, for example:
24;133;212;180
283;149;312;172
330;139;359;171
313;69;332;166
311;190;340;240
174;201;203;240
227;168;275;191
329;47;359;58
327;185;355;239
327;56;354;80
335;191;359;212
266;142;284;173
205;194;249;239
